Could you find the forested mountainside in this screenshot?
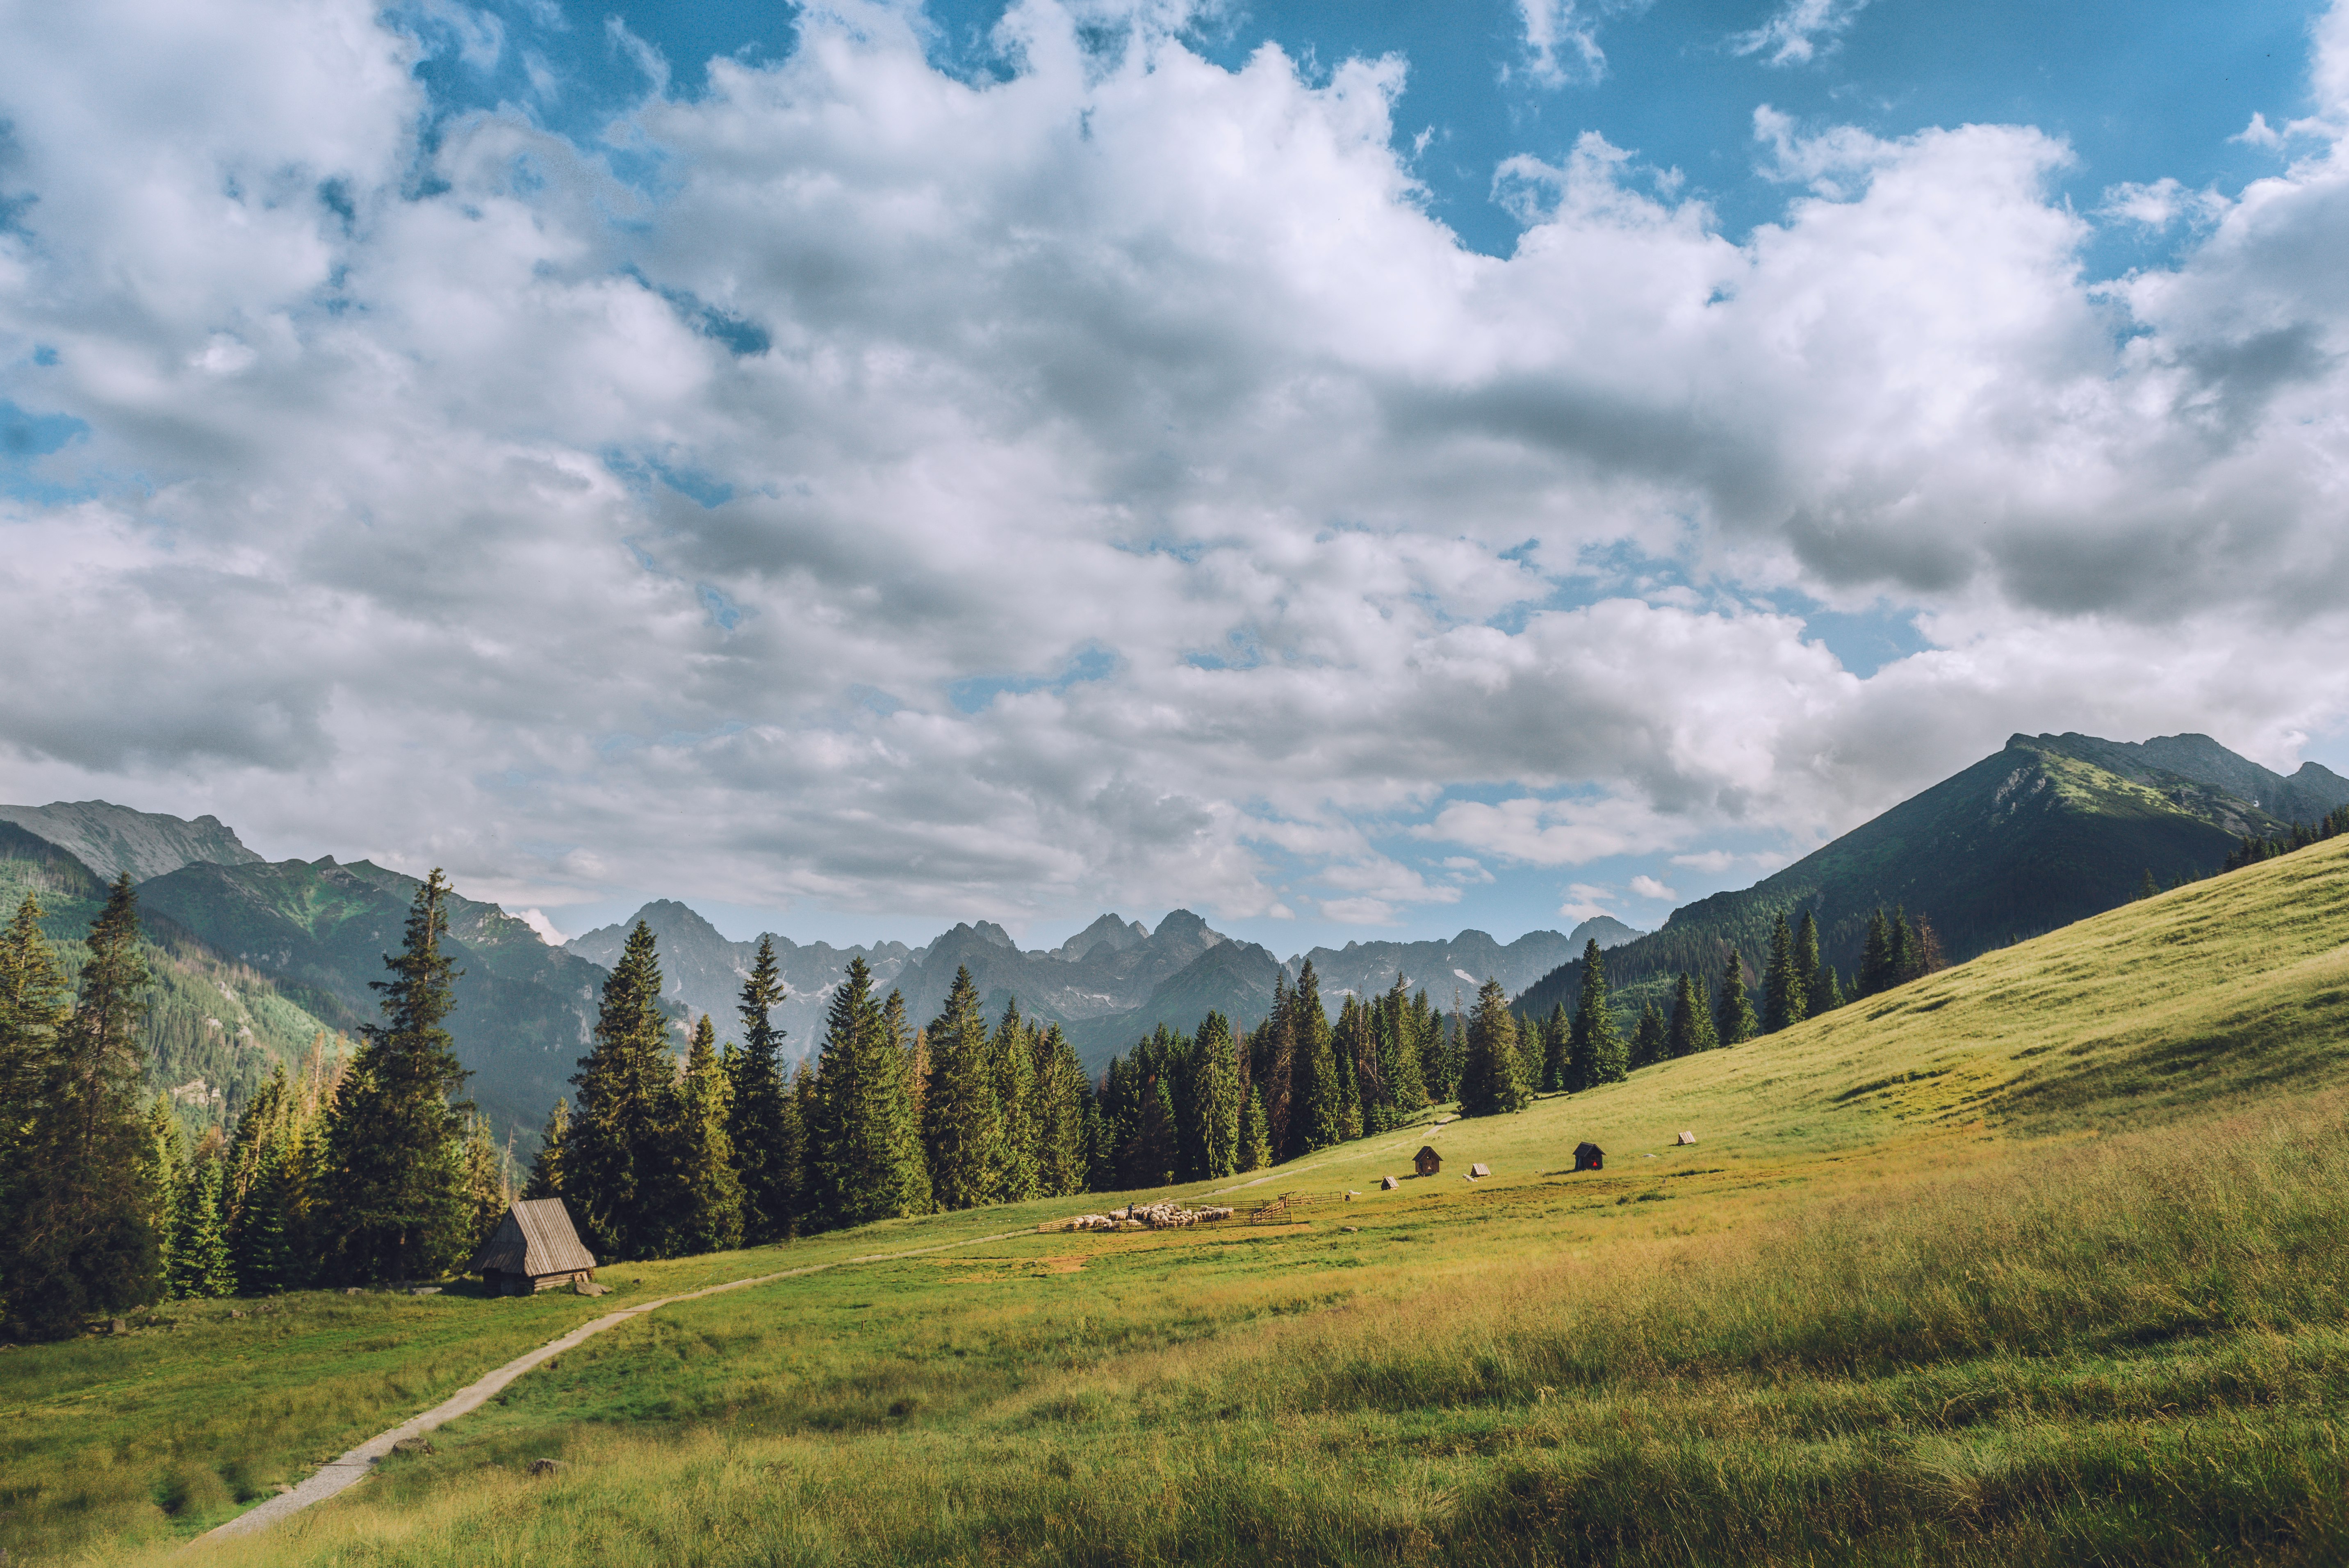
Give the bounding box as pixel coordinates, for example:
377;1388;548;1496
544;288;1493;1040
1513;731;2335;1023
137;856;640;1146
0;823;343;1128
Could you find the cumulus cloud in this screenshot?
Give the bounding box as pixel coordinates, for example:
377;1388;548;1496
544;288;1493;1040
2;0;2348;936
1627;874;1674;900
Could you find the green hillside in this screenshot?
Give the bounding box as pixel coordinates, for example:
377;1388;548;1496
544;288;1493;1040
14;834;2349;1566
136;858;639;1146
0;824;346;1129
1515;730;2295;1023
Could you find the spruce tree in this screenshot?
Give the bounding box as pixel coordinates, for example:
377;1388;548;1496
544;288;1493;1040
1565;941;1623;1090
1333;996;1366;1142
563;919;673;1259
2137;868;2160;900
990;998;1038;1204
1239;1085;1271;1173
1630;1001;1667;1069
1887;909;1916;988
1666;973;1703;1059
1123;1074;1179;1188
1193;1013;1242;1180
1292;962;1341;1155
1859;908;1893;997
1034;1024;1090;1196
1793;913;1824;1019
169;1155;236;1300
234;1140;297;1295
725;935;794;1244
922;968;1000;1211
1815;965;1845;1012
659;1015;744;1255
324;870;472;1284
5;876;163;1336
1715;952;1758;1045
1460;978;1531;1116
0;892;72;1330
1762;913;1806;1034
1540;1002;1571;1092
806;957;927;1230
524;1099;569;1199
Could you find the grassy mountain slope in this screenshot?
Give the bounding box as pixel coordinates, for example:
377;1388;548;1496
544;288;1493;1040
137;858;627;1146
0;799;264;883
1515;730;2290;1023
0;824;344;1129
35;833;2349;1566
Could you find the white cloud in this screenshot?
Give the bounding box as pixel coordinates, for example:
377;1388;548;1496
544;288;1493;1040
1731;0;1871;68
2;0;2349;938
1627;874;1675;900
517;908;567;945
1558;883;1615;922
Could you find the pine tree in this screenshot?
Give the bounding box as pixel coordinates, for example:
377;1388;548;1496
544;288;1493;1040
169;1154;236;1299
1291;962;1342;1156
1333;995;1366;1142
0;892;73;1330
658;1016;743;1256
1460;978;1531;1116
524;1099;569;1199
1374;976;1427;1118
1630;1001;1667;1069
1793;913;1824;1018
4;876;164;1337
1887;909;1916;988
1816;965;1845;1011
805;957;927;1230
1034;1023;1091;1196
324;870;472;1284
989;998;1038;1204
563;919;673;1260
1761;913;1806;1033
1564;941;1624;1090
1858;908;1893;997
724;935;794;1244
2137;868;2160;900
1239;1085;1272;1173
1715;952;1758;1045
1258;973;1298;1155
921;968;1000;1211
1193;1013;1242;1180
233;1140;297;1295
1538;1002;1570;1092
1666;973;1700;1059
1123;1073;1179;1188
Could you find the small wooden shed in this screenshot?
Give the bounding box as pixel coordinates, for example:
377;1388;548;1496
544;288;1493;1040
1573;1142;1605;1171
1414;1145;1442;1177
472;1197;597;1295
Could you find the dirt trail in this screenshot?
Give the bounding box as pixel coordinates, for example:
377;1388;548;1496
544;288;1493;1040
195;1226;1039;1545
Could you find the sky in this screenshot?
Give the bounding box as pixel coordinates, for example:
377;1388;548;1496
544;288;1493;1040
3;0;2348;957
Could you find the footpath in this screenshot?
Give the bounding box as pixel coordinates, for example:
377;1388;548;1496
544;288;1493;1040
196;1226;1040;1544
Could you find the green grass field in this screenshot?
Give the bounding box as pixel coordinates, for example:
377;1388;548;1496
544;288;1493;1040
12;838;2349;1566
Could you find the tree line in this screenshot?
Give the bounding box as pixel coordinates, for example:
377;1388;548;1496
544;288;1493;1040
2219;805;2349;873
0;872;515;1339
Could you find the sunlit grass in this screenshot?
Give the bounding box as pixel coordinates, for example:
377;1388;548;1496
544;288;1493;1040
11;838;2349;1564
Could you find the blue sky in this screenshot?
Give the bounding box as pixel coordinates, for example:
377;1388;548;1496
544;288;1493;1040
5;0;2349;959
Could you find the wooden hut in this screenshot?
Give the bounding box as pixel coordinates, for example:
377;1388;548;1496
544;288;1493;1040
1413;1145;1442;1177
1573;1142;1604;1171
1469;1162;1491;1179
471;1197;598;1295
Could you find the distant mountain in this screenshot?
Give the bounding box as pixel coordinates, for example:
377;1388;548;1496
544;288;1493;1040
140;856;635;1146
564;900;918;1061
1569;915;1645;950
0;799;264;883
0;822;342;1128
1512;731;2309;1023
1286;923;1628;1013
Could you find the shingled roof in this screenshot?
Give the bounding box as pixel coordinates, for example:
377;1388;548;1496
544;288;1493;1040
471;1197;597;1278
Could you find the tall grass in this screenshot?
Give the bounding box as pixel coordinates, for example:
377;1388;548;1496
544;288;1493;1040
169;1096;2349;1568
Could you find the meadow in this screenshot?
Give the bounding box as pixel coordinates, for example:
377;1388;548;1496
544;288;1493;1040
13;836;2349;1566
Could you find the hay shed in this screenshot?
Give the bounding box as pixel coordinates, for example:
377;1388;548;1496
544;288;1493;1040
472;1197;597;1295
1573;1142;1605;1171
1469;1162;1491;1179
1677;1130;1697;1146
1413;1145;1442;1177
1381;1175;1400;1190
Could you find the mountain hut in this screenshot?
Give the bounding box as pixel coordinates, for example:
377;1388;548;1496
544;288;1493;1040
1414;1146;1442;1177
472;1197;598;1294
1573;1142;1604;1171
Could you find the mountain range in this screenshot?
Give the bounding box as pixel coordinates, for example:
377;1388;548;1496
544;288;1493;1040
1511;731;2349;1021
5;728;2332;1151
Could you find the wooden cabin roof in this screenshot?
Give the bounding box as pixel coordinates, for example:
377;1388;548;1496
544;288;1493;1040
471;1197;597;1277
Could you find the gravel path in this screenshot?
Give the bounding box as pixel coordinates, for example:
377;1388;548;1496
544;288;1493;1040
196;1226;1041;1544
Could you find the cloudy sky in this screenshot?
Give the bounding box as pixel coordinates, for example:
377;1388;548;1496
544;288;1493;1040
3;0;2346;954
